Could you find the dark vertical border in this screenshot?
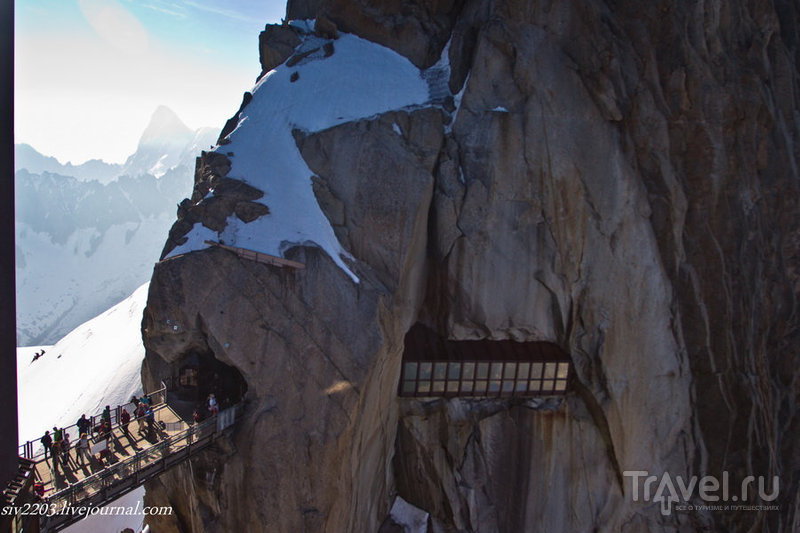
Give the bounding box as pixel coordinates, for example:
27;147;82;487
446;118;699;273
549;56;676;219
0;0;18;489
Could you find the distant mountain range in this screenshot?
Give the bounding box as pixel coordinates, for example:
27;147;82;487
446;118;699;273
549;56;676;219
15;105;218;183
14;143;122;183
15;106;218;346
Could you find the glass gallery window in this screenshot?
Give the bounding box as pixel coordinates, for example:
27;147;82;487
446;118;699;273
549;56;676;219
399;323;571;398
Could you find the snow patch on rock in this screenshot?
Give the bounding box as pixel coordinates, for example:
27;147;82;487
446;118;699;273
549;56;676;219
389;496;429;533
165;31;432;282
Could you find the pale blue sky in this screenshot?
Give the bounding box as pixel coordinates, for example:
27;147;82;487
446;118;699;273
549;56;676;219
15;0;287;164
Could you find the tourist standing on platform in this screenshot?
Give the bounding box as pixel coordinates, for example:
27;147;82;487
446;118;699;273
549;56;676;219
188;408;203;444
51;441;60;474
208;393;219;415
40;430;52;462
77;414;90;436
101;420;112;443
76;433;91;466
102;405;112;425
61;433;72;469
51;427;62;474
145;407;155;431
130;395;140;408
61;432;69;466
136;403;147;434
97;437;112;467
120;408;133;442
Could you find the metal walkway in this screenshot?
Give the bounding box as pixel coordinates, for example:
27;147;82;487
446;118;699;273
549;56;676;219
5;384;241;532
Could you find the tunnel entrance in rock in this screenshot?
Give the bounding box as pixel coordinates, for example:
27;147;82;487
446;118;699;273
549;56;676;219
166;350;247;416
398;323;571;397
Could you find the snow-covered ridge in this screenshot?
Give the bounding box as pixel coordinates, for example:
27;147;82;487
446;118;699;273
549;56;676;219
166;30;438;282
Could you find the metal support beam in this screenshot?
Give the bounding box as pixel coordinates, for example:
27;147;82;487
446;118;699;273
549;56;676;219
0;0;19;493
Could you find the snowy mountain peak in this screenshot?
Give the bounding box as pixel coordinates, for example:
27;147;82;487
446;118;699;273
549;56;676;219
16;107;217;182
122;106;213;178
137;105;193;148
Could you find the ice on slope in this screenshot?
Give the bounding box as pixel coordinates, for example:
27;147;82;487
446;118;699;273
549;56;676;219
166;32;433;282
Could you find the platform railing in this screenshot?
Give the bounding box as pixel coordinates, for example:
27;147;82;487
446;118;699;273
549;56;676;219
47;410;221;507
39;403;241;532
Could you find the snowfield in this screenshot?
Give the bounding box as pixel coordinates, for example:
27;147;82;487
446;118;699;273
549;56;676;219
17;283;148;445
166;30;435;281
15;217;171;346
17;283;151;532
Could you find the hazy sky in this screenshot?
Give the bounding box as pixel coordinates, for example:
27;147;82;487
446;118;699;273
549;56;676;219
15;0;286;164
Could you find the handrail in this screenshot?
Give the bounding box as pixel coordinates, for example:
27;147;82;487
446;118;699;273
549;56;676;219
159;241;306;270
18;383;168;461
204;240;306;269
47;414;212;506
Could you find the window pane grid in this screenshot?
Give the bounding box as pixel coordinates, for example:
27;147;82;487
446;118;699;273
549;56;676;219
400;360;571;398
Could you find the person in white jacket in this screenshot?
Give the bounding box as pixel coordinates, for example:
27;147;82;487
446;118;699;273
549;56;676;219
208;393;219;415
76;433;91;466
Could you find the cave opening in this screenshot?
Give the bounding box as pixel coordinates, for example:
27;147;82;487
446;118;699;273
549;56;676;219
398;323;572;398
166;350;248;418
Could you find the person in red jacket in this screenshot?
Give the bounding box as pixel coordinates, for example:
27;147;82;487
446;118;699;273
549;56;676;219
135;404;147;435
33;482;49;501
120;408;133;443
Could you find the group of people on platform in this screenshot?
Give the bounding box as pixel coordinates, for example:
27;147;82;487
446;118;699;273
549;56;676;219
35;389;230;484
130;394;157;436
38;394;159;474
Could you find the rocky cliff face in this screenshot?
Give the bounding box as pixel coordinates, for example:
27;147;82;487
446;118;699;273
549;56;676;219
142;1;800;531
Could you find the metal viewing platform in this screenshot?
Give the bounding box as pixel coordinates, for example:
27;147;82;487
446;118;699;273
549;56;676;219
3;383;242;533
